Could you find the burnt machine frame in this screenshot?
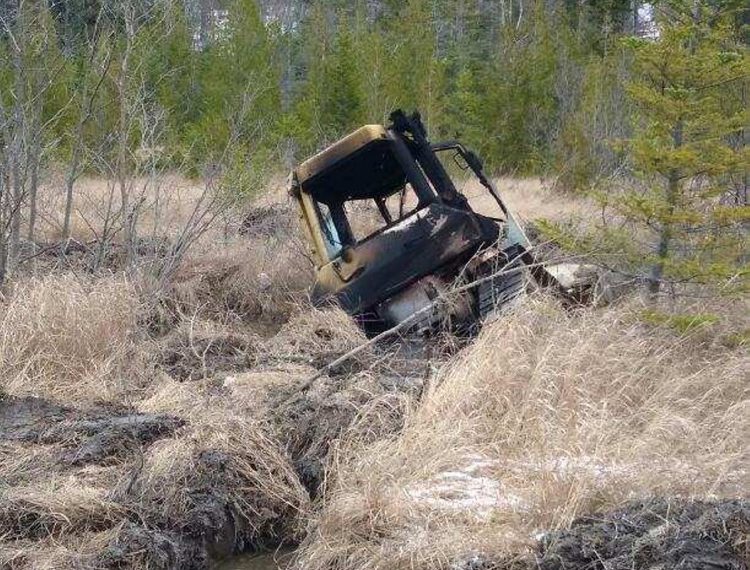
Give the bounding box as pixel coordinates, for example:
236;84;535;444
289;110;548;332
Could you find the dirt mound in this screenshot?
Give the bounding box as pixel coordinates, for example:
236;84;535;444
93;522;204;570
0;389;309;568
240;203;295;238
61;413;185;466
159;323;260;381
277;373;416;496
535;499;750;570
265;312;446;497
0;395;71;440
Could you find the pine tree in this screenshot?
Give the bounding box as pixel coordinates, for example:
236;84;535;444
187;0;281;170
383;0;446;132
605;6;749;293
320;23;365;137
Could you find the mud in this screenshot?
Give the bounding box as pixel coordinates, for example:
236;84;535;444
274;363;429;497
160;327;260;381
94;522;205;570
240;204;295;238
0;394;184;465
532;498;750;570
61;413;185;466
0;389;302;568
0;394;71;441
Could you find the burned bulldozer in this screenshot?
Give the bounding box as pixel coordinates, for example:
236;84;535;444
289;110;569;334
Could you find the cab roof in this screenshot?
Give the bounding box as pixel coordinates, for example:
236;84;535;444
294;124;407;205
295;125;389;185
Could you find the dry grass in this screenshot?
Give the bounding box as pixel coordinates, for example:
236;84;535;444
0;274;148;405
167;234;313;334
462;177;595;224
0;477;125;540
293;295;750;570
157;318;261;381
2;172;747;568
265;306;368;364
34;174;213;243
131;380;310;545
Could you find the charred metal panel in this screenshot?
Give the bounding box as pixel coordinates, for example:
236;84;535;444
311;203;499;316
296;125;389;184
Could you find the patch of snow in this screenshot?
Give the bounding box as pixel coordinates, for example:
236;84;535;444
531;530;548;541
506;454;634;483
403;454;527;519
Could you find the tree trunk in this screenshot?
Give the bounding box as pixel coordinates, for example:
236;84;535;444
8;15;27;277
648;119;683;295
62;127;84;242
118;3;137;267
26;137;40;242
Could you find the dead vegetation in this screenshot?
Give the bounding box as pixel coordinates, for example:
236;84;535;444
0;192;420;567
0;274;146;405
292;296;750;570
0;176;747;569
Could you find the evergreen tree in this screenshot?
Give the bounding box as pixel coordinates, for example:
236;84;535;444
383;0;446;131
186;0;281;173
549;5;750;294
625;7;749;293
320;24;365;137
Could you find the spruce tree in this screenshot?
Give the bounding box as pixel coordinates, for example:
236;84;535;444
537;2;749;295
598;5;749;293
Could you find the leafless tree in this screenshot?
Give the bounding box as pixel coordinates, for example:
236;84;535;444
0;1;62;279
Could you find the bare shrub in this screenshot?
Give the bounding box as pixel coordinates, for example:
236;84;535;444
293;295;750;570
0;275;149;404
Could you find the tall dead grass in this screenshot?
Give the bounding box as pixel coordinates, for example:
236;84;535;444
0;275;148;404
34;174;213;243
167;235;313;333
132;379;310;547
0;477;125;540
463;177;594;224
293;295;750;570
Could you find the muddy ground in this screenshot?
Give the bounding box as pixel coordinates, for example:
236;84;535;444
4;349;748;570
0;319;432;568
522;498;750;570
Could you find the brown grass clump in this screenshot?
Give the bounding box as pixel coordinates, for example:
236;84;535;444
0;477;124;540
168;237;313;334
34;174;212;244
127;380;310;554
462;177;594;224
0;539;79;570
265;306;368;368
0;275;148;405
0;442;60;486
293;295;750;570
